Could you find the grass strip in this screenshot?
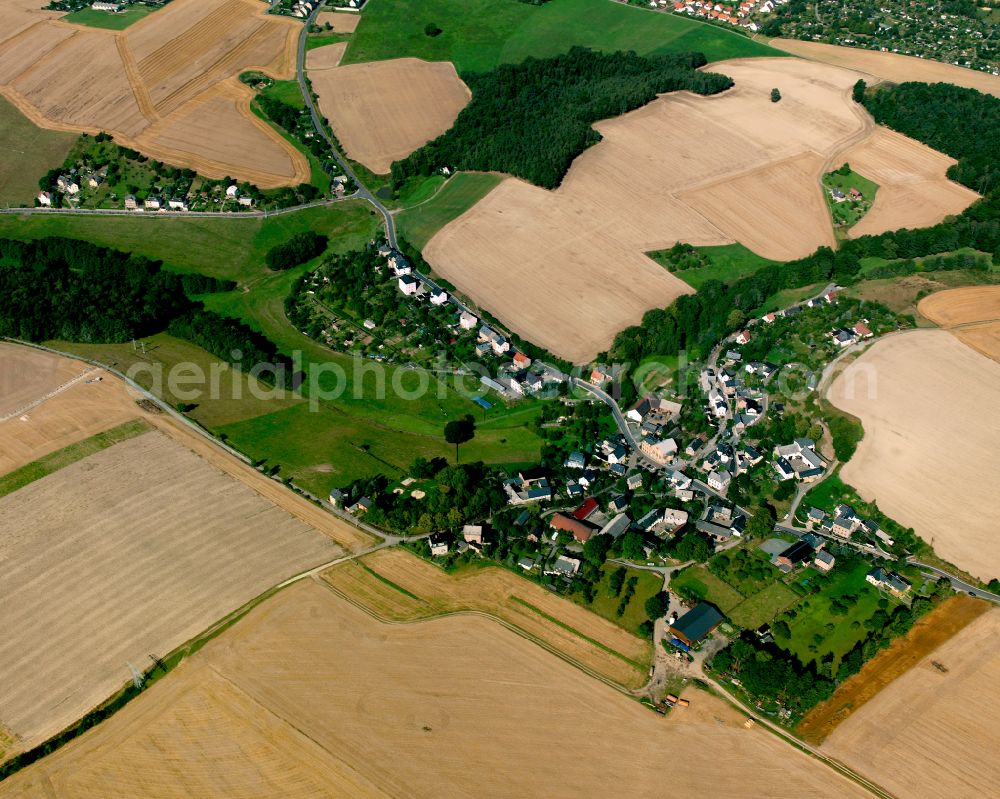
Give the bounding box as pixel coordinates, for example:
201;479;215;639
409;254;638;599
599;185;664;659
360;563;423;601
510;597;646;670
0;418;151;498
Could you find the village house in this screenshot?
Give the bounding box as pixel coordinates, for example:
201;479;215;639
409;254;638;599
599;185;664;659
626;394;682;425
599;513;631;539
589;365;613;385
707;469;731;492
640;436;678;465
36;191;52;206
773;439;825;482
238;196;255;207
866;567;911;596
399;274;419;295
512;351;531;370
550;512;597;543
429;533;450;557
124;194;138;210
853;321;874;339
775;540;814;570
144;198;161;211
517;556;535;571
564;451;587;470
503;468;552;505
225;185;239;199
347;496;371;514
814;549;835;572
626;472;643;491
462;525;484;544
327;488;344;508
546;555;581;578
168;199;188;211
430;288;448;305
735;330;751;345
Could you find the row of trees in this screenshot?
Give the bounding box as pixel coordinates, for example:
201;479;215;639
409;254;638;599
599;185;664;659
391;47;734;190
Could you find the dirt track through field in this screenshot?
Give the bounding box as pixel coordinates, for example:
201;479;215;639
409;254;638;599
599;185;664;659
822;607;1000;799
425;57;953;362
0;579;875;799
828;330;1000;581
0;0;307;186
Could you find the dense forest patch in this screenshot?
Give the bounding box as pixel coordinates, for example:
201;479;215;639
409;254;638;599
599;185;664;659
391;47;733;190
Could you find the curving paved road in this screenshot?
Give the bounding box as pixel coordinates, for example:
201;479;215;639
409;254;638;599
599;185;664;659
295;6;398;247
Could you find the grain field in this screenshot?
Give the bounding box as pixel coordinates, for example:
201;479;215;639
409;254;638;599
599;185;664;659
823;608;1000;799
0;430;342;758
0;580;875;799
0;0;306;186
308;58;470;173
828;330;1000;581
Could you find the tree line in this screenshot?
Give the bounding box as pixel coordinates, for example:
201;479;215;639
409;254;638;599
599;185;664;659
608;81;1000;366
0;236;287;378
391;47;734;190
264;231;328;270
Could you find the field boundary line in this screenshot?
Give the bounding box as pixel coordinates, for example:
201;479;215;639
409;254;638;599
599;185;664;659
316;575;645;695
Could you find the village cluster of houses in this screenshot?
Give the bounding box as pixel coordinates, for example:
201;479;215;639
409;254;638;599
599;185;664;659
806;503;895;548
760;288;839;325
773;437;826;483
663;0;790;33
866;566;911;597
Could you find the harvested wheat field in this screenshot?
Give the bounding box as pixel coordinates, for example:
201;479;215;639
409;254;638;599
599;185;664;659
828;330;1000;581
0;429;343;758
0;0;307;186
918;285;1000;362
0;0;59;47
0;579;874;799
0;345;152;474
843;127;978;237
425;57;881;361
309;57;470;173
798;594;988;744
823;607;1000;799
770;38;1000;98
325;548;650;689
304;39;347;71
315;10;360;32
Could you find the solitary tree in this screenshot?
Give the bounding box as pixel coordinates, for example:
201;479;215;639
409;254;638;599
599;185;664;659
424;22;442;37
770;87;782;103
443;414;475;462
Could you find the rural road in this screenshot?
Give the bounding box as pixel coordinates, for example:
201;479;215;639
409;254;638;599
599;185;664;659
295;5;398;248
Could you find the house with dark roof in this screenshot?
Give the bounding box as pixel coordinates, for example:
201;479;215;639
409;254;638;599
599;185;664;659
669;603;724;646
776;540;814;569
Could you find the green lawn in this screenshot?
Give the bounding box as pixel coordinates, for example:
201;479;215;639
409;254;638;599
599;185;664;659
0;96;76;206
580;566;663;635
395;172;503;248
0;419;151;497
4;203;543;490
306;32;351;51
727;581;799;630
62;4;155;29
671;565;744;612
0;202;379;283
344;0;784;73
776;558;892;670
822;166;878;229
261;79;307;110
648;243;779;290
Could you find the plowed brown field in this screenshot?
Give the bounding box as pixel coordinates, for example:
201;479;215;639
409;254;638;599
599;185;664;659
0;579;875;799
309;57;470;173
919;285;1000;364
324;548;650;689
0;0;307;186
